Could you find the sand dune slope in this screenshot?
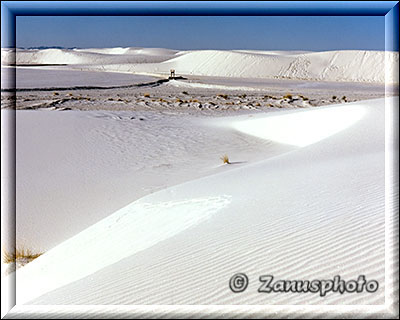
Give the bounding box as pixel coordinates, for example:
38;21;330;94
3;48;398;83
136;50;398;83
2;47;179;65
12;97;397;306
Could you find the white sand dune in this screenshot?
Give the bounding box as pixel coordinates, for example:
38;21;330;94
1;47;179;66
1;66;156;89
146;50;398;83
233;50;312;56
12;109;287;252
230;104;366;146
2;47;398;84
9;97;397;306
73;47;179;56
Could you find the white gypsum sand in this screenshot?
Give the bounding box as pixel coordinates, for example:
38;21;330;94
2;48;398;84
1;48;397;112
12;109;292;251
1;47;397;310
1;66;156;89
7;97;398;306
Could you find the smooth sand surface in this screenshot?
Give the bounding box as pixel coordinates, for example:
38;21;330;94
7;97;398;307
12;109;292;252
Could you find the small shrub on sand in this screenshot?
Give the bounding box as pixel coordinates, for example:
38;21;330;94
217;94;229;99
53;92;59;96
264;95;275;99
283;94;293;100
220;154;230;164
143;93;150;98
3;247;43;264
332;95;337;100
342;96;347;101
182;91;188;95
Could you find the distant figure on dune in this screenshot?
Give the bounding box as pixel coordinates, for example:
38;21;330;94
170;69;175;78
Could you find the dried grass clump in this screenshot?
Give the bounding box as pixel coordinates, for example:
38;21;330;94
3;247;43;264
217;94;229;99
143;93;150;98
264;95;275;99
220;154;230;164
283;94;293;100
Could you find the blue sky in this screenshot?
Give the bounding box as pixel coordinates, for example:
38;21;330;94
16;15;385;51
